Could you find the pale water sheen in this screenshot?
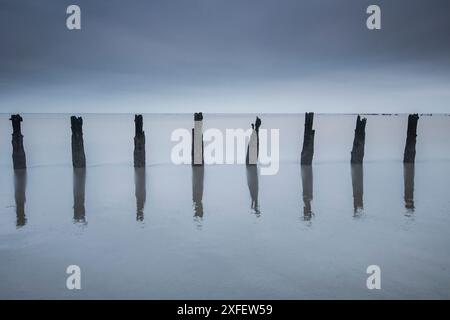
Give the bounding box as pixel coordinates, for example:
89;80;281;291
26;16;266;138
0;114;450;299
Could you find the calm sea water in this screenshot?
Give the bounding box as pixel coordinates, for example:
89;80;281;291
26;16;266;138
0;113;450;299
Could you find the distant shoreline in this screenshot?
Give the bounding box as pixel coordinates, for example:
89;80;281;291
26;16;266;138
0;112;447;116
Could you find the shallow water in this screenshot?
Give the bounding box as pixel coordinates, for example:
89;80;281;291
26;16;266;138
0;114;450;299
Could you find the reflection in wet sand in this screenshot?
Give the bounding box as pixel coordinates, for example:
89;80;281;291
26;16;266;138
134;167;146;221
14;169;27;228
73;168;86;224
192;166;204;218
301;165;313;220
246;165;260;216
351;164;364;216
404;163;415;212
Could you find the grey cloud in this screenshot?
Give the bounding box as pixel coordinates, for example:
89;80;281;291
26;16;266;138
0;0;449;113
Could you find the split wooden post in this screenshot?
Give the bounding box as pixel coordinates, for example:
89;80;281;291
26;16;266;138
246;116;261;165
71;116;86;168
301;112;315;165
350;115;367;164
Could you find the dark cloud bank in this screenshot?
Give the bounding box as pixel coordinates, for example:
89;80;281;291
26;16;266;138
0;0;449;113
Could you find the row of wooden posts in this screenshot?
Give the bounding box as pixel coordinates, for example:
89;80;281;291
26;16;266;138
8;112;419;170
8;112;419;226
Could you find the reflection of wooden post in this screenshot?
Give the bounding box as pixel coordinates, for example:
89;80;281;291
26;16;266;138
301;165;313;220
246;117;261;165
301;112;315;165
134;167;146;221
134;115;146;168
10;114;26;170
73;168;86;224
246;165;260;215
191;112;204;166
351;164;364;215
14;169;27;227
192;166;204;217
350;115;367;164
403;114;419;163
404;163;415;211
71;116;86;168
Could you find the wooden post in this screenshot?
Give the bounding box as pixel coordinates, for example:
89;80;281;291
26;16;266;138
350;115;367;164
404;163;415;211
134;167;146;221
301;112;315;165
191;112;204;166
10;114;26;170
403;114;419;163
73;168;86;223
246;116;261;165
134;114;146;168
255;116;261;156
301;165;313;220
14;169;27;227
351;164;364;215
71;116;86;168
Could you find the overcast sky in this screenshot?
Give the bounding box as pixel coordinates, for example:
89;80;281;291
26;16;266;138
0;0;449;113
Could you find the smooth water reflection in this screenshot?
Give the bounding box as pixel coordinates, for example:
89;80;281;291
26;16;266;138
73;168;86;224
14;169;27;228
301;165;313;221
1;114;450;299
246;165;260;216
192;166;204;218
1;161;450;299
404;163;415;213
351;164;364;217
134;167;146;222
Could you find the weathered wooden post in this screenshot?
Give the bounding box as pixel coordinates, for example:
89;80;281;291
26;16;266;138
134;167;146;221
351;164;364;215
14;169;27;227
403;114;419;163
246;165;260;215
246;116;261;165
255;116;261;155
73;168;86;223
10;114;26;170
192;166;204;218
191;112;204;166
301;165;313;220
71;116;86;168
134;115;146;168
301;112;315;165
350;115;367;164
404;163;415;211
